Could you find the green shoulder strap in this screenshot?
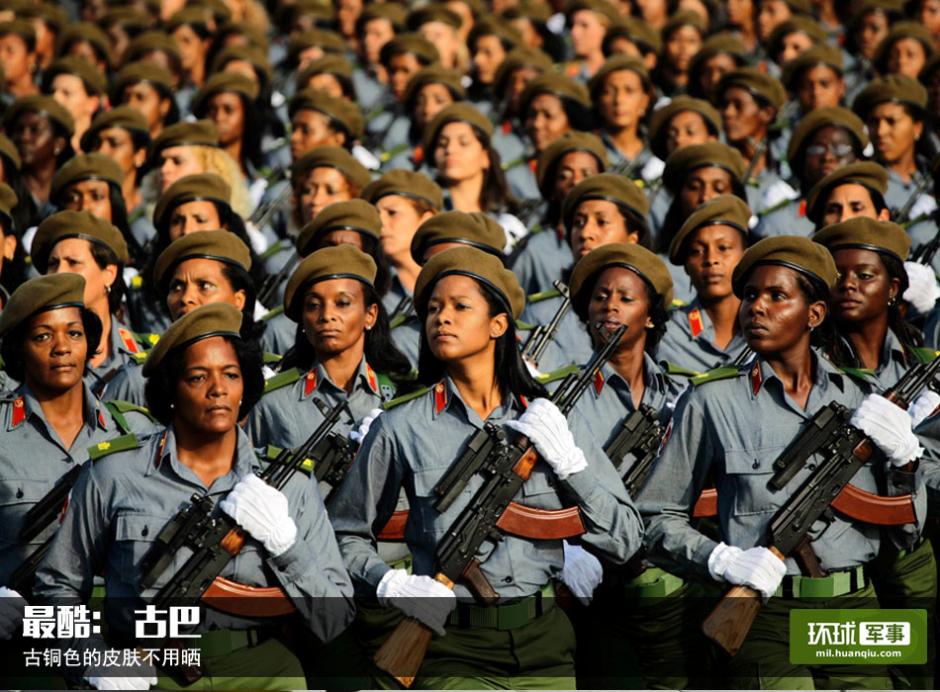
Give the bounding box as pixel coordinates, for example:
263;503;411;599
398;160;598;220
263;352;283;366
383;385;431;410
260;239;289;261
908;346;940;364
501;155;527;172
263;367;302;394
757;197;793;218
263;444;314;476
88;433;140;461
104;400;155;434
526;287;562;305
379;142;410;163
690;365;745;387
536;363;580;385
838;366;876;382
376;372;398;402
261;305;284;322
389;312;415;330
664;362;706;379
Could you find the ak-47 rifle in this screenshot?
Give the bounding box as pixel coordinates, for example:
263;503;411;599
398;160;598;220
701;354;940;656
520;281;570;366
373;325;626;687
138;399;349;610
309;425;357;504
895;132;940;225
249;169;290;229
256;250;299;309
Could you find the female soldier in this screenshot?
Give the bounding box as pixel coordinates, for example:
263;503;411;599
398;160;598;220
35;303;355;690
0;185;23;305
872;22;935;80
657;195;752;376
288;88;365;162
30;211;153;399
590;55;655;181
655;11;706;97
330;245;642;688
565;243;694;689
109;62;180;140
686;34;748;101
0;273;151;597
43;56;105;154
424;103;525;249
0;133;38;235
638;235;922;689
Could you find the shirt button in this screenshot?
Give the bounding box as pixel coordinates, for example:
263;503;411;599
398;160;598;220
752;460;759;469
503;576;513;583
808;463;816;471
15;488;22;499
141;526;149;537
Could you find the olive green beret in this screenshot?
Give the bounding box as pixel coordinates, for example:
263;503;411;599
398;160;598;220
874;21;935;74
192;72;260;115
669;195;752;264
411;211;507;263
17;4;69;31
732;235;839;297
143;302;243;376
805;161;889;226
3;96;75;137
715;68;787;110
781;43;844;91
0;19;36;47
284;245;378;321
50;154;123;202
786;107;868;173
154;173;232;230
589;54;652;99
150;120;219;160
111;62;175;103
662;142;747;193
536;131;608;196
166;6;214;32
494;47;553;94
570;242;674;311
661;10;706;39
853;74;927;119
44;56;107;96
100;7;151;34
380;33;440;67
468;17;523;50
423;103;493;154
604;17;662;54
0;273;85;340
211;45;272;84
0;133;21;170
297;55;354;88
361;170;444;210
81;106;150;153
813;217;911;263
296;199;382;255
565;0;621;25
291;146;371;189
562;173;650;235
216;21;270;51
768;16;828;59
32;211;129;272
289;89;364;141
125;31;182;64
502;0;553;24
403;66;467;110
0;183;18;228
407;4;463;30
191;0;233;25
414;245;525;319
648;96;722;160
155;230;252;291
688;33;747;88
288;29;347;64
357;3;407;32
783;0;813;13
56;22;110;61
519;73;591;117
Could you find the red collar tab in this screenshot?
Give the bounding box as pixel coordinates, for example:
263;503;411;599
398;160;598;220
528;158;537;173
434;381;447;414
304;370;318;398
502;120;512;135
593;368;605;395
118;328;139;354
750;362;762;396
798;199;807;218
10;396;25;429
97;409;108;431
365;363;379;395
412;145;424;166
519;395;529;409
688;308;704;338
153;430;168;470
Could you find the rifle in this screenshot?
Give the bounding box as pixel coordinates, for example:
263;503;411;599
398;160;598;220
138;398;349;609
256;250;299;309
374;325;626;687
520;281;570;366
910;210;940;266
701;354;940;656
249;169;290;229
388;296;415;330
309;428;357;504
895;132;940;225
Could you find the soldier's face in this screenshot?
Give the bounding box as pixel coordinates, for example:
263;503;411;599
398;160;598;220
552;151;601;202
868;102;922;166
739;264;826;355
425;274;508;363
62;180;113;221
173;336;244;435
570;199;639;259
166;257;247;320
169;201;222;241
525;94;571;153
796;65;845;113
820;183;890;226
888;38;928;80
586;266;655;351
376;195;433;259
830;247;899;325
206;92;246;148
803;126;857;186
665;110;715;156
46;238;118;314
299;168;355;223
302;278;377;358
680;167;734;211
598;69;650;131
683;223;746;301
22;306;88;394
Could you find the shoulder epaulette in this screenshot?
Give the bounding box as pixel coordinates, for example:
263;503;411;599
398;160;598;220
263;351;283;365
526;287;562;304
383;385;431;410
88;433;140;461
130;274;145;290
908;346;940;364
262;305;284;321
263;444;313;475
664;362;706;379
501;155;527;172
901;214;931;230
515;319;535;331
260;240;289;261
757;197;793;217
376;372;398;401
838;365;876;382
690;365;745;387
670;298;686;309
262;367;301;394
104;400;155;434
536;363;580;385
379;142;410;163
130;351;148;364
389;313;415;329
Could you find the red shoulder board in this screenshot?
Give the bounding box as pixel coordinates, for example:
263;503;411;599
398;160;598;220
118;328;139;354
304;370;318;397
750;362;762;396
688;308;704;338
434;381;447;414
10;396;25;429
798;199;807;218
365;363;379;395
412;145;424;166
593;368;605;395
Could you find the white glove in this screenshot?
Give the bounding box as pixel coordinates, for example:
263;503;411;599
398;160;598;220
87;675;157;690
850;393;923;466
908;390;940;428
708;542;786;600
505;398;588;480
0;586;25;639
349;408;383;444
219;474;297;557
376;568;456;636
560;541;603;605
903;261;940;315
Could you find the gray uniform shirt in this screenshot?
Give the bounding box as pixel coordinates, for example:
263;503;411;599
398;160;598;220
510;226;573;297
656;299;750;376
330;376;644;601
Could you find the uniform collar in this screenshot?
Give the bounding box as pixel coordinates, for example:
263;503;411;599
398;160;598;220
300;358;382;400
880;328;909;373
683;299;713;340
16;381;108;433
433;375;526;426
747;349;846;401
148;425;261;487
592;354;668;402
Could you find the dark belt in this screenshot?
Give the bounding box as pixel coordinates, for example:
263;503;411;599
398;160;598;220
776;565;867;599
447;583;555;630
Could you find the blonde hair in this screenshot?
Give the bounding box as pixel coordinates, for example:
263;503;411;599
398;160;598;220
191;145;252;219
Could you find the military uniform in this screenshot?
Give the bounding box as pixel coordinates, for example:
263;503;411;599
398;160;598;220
85;321;157;399
509;227;573;297
520;289;593;370
656;301;750;377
